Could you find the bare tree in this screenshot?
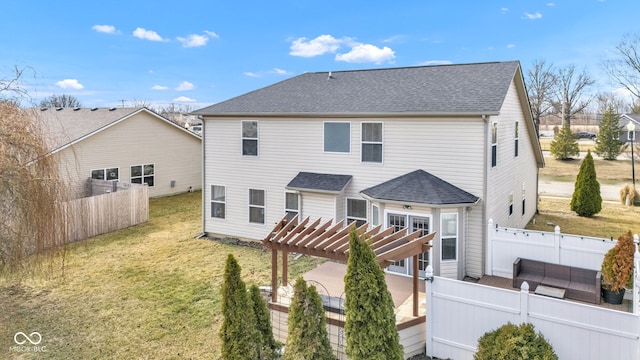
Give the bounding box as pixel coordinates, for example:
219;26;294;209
551;65;595;126
595;92;629;114
603;33;640;101
0;66;33;102
39;94;82;108
526;59;557;134
1;70;68;274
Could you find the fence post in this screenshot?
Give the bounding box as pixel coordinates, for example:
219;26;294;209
425;265;434;358
633;234;639;315
554;225;561;264
486;218;494;276
520;281;530;324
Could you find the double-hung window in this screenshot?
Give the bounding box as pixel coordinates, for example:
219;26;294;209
211;185;226;219
285;192;299;220
491;122;498;167
346;198;367;227
521;184;526;216
249;189;265;224
131;164;154;186
361;122;383;163
514;121;519;157
441;213;458;261
242;121;258;156
508;193;514;217
91;167;119;181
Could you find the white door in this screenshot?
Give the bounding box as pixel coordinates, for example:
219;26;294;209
386;213;431;277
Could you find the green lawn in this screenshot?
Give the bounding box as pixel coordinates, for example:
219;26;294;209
0;191;323;359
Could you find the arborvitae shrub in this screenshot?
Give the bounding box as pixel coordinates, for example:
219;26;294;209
570;150;602;217
474;322;558;360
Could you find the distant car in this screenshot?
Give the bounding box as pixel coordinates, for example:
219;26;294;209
576;131;596;139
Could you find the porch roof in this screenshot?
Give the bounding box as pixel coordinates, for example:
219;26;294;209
360;169;479;206
286;172;353;194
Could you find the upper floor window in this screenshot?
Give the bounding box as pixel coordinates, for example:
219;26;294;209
514;121;519;157
285;191;299;220
347;198;367;227
91;167;119;181
521;183;526;216
508;193;514;217
211;185;226;219
324;122;350;153
131;164;154;187
491;122;498;167
362;122;383;163
242;121;258;156
249;188;265;224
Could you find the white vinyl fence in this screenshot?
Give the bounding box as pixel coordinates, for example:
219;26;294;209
486;218;619;278
425;270;640;360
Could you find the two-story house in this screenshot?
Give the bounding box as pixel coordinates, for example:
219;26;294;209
194;61;544;280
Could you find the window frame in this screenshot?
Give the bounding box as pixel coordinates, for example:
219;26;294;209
91;167;119;182
521;183;526;217
241;120;259;156
361;122;383;163
249;188;266;224
323;121;351;153
514;121;519;157
440;212;458;262
371;204;380;226
346;198;367;227
284;191;299;220
491;122;498;167
508;193;514;217
211;185;226;219
130;164;155;187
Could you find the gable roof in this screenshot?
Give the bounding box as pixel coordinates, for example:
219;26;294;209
34;107;200;155
360;169;479;206
194;61;521;116
622;114;640;128
286;172;353;194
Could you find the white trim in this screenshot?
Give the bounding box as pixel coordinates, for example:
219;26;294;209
360;121;384;164
346;197;367;225
241;120;259;157
210;184;226;220
130;163;155;187
248;188;266;225
323;121;351;154
90;166;120;182
440;212;458;262
284;190;300;219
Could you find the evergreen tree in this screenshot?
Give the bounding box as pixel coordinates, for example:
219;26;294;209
549;124;580;160
282;277;335;360
571;150;602;217
249;284;280;359
344;230;403;360
219;254;259;360
594;106;626;160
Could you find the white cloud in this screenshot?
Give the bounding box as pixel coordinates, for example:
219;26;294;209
501;7;509;14
92;24;118;34
243;68;291;78
335;44;395;64
175;81;195;91
152;85;168;90
290;34;343;57
271;68;290;75
204;30;219;39
524;12;543;19
133;27;166;41
382;35;406;43
507;44;516;49
417;60;453;66
173;96;196;102
177;34;209;48
547;3;556;6
243;72;260;77
55;79;84;90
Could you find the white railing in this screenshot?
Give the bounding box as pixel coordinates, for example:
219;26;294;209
424;267;640;360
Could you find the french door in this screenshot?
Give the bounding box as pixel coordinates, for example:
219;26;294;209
386;213;431;277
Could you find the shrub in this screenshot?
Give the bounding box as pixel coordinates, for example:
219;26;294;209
282;277;335;360
474;322;557;360
549;124;579;160
345;230;403;360
619;184;639;206
249;284;281;359
601;231;636;292
570;150;602;217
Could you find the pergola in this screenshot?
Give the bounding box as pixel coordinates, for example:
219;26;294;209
262;214;435;317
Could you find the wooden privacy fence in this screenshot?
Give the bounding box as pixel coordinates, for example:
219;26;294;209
57;185;149;244
425;270;640;360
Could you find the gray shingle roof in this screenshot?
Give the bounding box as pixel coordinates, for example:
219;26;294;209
287;172;353;193
360;170;479;205
194;61;520;115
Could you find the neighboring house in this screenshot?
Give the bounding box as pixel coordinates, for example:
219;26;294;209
621;114;640;142
194;61;544;280
36;107;202;199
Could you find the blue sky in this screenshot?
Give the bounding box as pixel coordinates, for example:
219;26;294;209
2;1;638;110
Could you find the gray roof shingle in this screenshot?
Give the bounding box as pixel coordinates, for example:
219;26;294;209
194;61;520;115
360;170;479;205
287;172;353;193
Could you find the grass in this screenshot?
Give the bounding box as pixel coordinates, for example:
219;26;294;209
540;156;635;184
0;191;323;359
538;137;597;152
526;197;640;239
